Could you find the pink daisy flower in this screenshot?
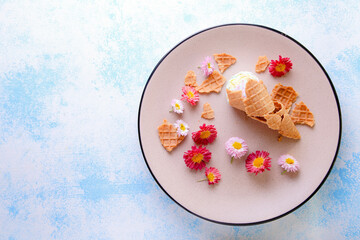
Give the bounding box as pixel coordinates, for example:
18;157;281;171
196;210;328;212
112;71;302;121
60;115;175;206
246;150;271;175
183;145;211;170
269;55;293;77
192;124;217;145
200;56;214;76
278;154;300;174
198;167;221;185
225;137;248;163
181;86;199;106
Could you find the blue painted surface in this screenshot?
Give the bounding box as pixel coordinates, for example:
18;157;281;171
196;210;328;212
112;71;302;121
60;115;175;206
0;0;359;239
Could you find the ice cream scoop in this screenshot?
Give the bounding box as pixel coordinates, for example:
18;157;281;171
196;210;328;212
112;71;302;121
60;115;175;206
226;71;259;98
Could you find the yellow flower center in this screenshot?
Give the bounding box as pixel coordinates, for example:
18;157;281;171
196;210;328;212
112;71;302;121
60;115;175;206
180;124;186;131
175;103;181;110
192;153;204;163
232;141;242;150
253;157;264;168
187;91;194;98
275;63;286;72
286;158;294;164
207;172;215;182
200;130;211;139
207;63;212;69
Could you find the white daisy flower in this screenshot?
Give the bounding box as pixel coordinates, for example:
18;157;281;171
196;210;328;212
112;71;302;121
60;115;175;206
174;120;189;136
170;99;184;114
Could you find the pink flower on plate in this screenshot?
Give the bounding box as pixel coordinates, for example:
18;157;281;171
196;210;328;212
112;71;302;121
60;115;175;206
192;124;217;145
181;86;199;106
199;167;221;185
245;150;271;175
278;154;300;174
183;145;211;171
225;137;248;163
269;55;293;77
200;56;215;76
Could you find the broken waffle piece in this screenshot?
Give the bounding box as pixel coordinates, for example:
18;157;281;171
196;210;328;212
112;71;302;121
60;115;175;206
291;101;315;127
279;113;301;140
158;119;185;152
184;70;198;87
271;83;299;111
201;103;215;120
255;56;270;73
196;70;226;93
213;53;237;73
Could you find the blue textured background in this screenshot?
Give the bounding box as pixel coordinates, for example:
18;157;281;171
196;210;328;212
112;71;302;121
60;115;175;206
0;1;359;239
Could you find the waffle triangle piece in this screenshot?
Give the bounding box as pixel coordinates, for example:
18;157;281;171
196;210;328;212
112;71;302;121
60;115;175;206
201;103;215;119
196;70;226;93
291;101;315;127
213;53;236;73
184;70;198;87
158;119;185;152
244;79;275;117
255;56;270;73
271;83;299;110
279;113;301;139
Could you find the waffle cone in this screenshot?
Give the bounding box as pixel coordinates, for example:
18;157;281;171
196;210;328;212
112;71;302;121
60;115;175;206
196;70;226;93
278;114;301;139
226;88;246;111
244;79;275;117
213;53;236;73
291;101;315;127
184;70;198;87
158;119;185;152
201;103;215;119
271;83;298;110
255;56;270;73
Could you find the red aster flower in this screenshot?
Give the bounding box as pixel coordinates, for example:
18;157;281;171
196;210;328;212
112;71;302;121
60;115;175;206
192;124;217;145
204;167;221;185
245;150;271;175
183;145;211;170
198;166;222;185
181;86;199;106
269;55;293;77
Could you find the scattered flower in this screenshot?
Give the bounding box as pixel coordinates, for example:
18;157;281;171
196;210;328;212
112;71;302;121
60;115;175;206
192;124;217;145
246;150;271;175
269;55;293;77
200;56;215;76
278;154;300;174
170;99;184;114
225;137;248;163
183;145;211;170
198;167;222;185
181;86;200;106
174;120;190;137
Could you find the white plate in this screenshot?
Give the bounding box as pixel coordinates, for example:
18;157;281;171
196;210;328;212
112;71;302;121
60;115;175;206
138;24;341;225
